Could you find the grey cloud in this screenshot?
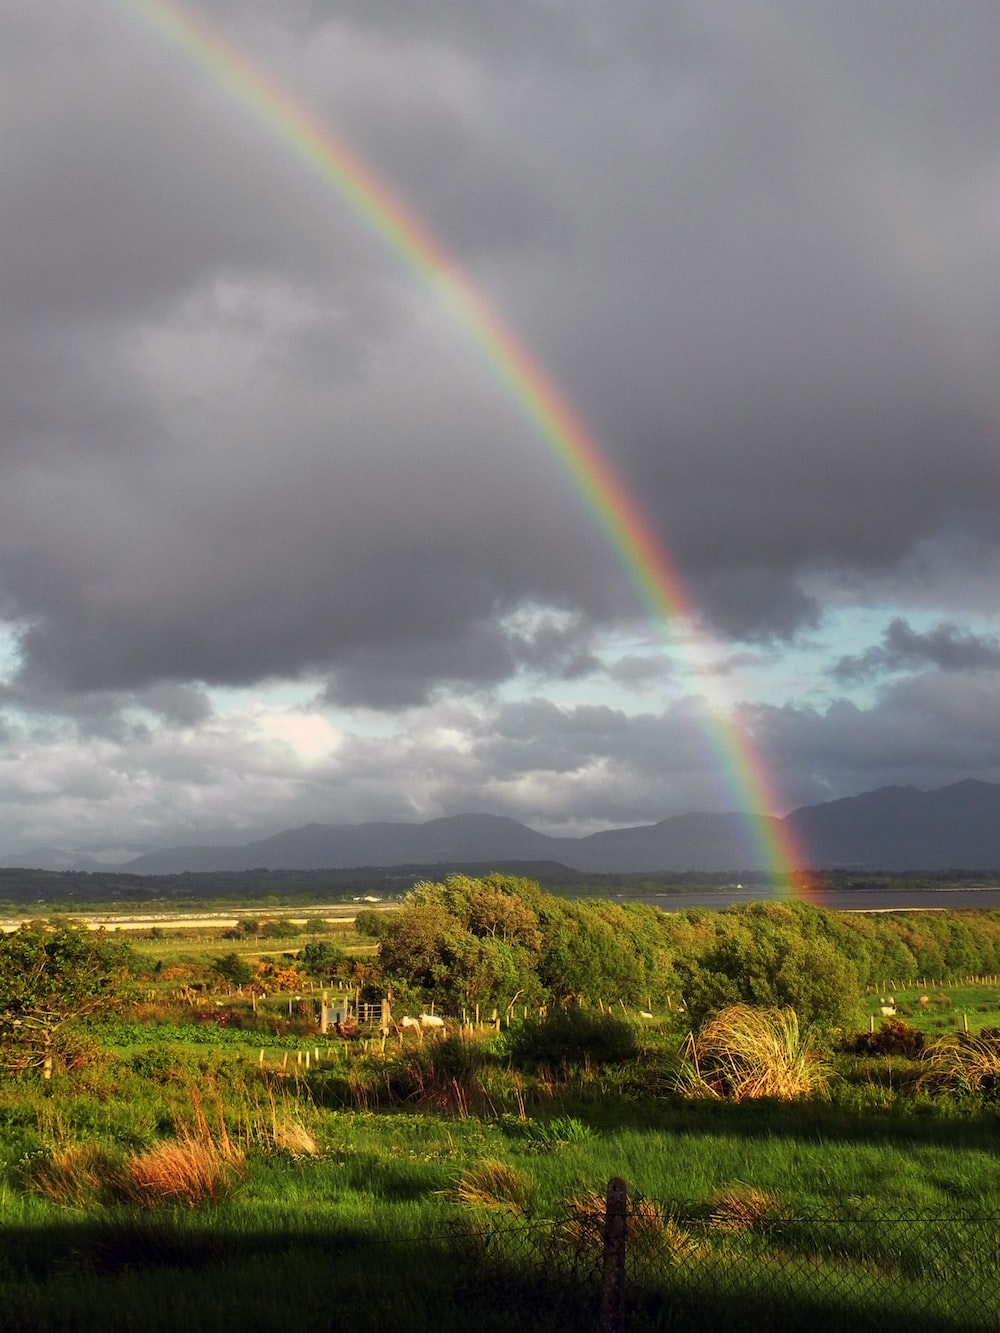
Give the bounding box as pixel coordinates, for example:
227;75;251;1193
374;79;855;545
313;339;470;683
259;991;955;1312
1;0;1000;856
747;673;1000;811
3;1;999;707
833;619;1000;683
606;654;675;688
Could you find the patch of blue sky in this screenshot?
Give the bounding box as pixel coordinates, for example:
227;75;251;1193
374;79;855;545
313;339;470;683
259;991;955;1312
0;627;24;683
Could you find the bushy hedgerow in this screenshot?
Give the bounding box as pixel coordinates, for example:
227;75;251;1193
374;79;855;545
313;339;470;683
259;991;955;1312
374;876;1000;1033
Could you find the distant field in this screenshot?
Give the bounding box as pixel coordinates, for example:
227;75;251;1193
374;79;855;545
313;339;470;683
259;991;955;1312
0;901;391;934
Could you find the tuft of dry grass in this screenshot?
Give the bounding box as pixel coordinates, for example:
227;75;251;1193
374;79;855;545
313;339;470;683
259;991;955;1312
116;1136;243;1208
677;1005;829;1102
269;1118;319;1156
450;1158;532;1214
116;1087;245;1208
918;1031;1000;1096
560;1190;700;1263
707;1184;781;1234
23;1144;119;1209
233;1085;320;1156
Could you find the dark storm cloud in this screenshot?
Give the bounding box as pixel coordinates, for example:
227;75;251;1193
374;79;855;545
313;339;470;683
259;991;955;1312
2;1;999;737
833;619;1000;684
746;671;1000;811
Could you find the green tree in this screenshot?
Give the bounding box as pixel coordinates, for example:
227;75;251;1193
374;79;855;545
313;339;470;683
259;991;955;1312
0;923;134;1074
377;876;545;1012
259;918;300;939
299;940;348;979
211;951;253;988
677;908;862;1032
354;908;388;939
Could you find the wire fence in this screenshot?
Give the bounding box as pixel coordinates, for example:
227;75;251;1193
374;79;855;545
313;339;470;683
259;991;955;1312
382;1185;1000;1332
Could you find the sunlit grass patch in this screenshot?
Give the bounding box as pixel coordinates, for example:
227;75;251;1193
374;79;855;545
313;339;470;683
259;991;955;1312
117;1137;244;1208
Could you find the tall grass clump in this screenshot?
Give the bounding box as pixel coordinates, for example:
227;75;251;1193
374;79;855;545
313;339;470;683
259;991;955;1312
449;1158;533;1213
20;1143;120;1209
560;1189;699;1264
20;1089;245;1210
918;1030;1000;1100
676;1005;830;1101
386;1035;491;1116
707;1184;781;1234
117;1137;242;1207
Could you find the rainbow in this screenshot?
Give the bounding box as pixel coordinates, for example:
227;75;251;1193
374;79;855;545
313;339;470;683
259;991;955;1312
113;0;814;897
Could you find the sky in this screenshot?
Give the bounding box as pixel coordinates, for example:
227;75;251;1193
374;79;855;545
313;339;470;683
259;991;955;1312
2;0;1000;865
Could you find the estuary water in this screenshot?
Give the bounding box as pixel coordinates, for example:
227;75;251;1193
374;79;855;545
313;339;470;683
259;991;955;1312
631;887;1000;913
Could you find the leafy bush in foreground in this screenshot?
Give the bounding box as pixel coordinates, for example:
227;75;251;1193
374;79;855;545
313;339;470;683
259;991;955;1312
0;923;134;1074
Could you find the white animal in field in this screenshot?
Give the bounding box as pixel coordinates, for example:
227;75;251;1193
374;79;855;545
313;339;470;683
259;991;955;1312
880;1006;896;1017
419;1013;445;1028
639;1011;654;1019
400;1015;419;1028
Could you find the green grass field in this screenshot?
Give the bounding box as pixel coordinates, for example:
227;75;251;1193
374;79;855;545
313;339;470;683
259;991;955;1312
5;913;1000;1330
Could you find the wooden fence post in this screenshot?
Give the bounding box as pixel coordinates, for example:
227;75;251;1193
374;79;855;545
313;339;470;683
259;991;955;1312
600;1176;627;1333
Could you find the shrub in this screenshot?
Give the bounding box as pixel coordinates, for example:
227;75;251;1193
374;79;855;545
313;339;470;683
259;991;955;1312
507;1007;639;1067
211;952;253;988
299;941;348;979
259;918;299;939
846;1020;925;1058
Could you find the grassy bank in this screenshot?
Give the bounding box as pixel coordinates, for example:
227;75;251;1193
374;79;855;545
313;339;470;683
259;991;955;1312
3;1003;1000;1330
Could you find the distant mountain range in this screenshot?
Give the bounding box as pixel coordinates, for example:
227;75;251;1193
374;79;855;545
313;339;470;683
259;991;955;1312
121;780;1000;875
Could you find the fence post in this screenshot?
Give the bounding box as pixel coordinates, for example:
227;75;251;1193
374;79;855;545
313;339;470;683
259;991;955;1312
600;1176;627;1333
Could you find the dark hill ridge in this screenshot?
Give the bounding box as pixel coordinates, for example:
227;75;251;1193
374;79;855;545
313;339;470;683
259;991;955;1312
123;779;1000;874
785;778;1000;869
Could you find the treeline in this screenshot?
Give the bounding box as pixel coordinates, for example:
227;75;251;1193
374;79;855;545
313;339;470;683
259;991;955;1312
2;863;996;911
367;874;1000;1030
